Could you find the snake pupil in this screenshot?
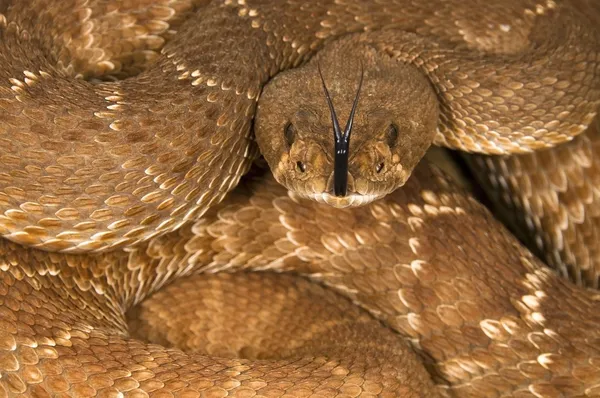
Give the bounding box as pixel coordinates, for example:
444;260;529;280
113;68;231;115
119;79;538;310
284;122;296;147
376;162;385;174
296;161;306;173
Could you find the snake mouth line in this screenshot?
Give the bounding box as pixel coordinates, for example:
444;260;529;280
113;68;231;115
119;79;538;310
302;192;384;208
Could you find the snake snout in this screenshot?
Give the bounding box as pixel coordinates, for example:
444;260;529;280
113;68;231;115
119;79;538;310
326;172;356;196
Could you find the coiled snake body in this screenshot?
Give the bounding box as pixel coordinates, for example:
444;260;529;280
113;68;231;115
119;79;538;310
0;0;600;396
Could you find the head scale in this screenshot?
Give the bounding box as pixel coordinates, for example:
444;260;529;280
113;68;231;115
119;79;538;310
317;62;364;197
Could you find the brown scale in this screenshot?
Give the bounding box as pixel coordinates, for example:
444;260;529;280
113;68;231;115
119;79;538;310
1;163;600;396
0;0;600;397
467;116;600;288
463;0;600;290
0;0;598;251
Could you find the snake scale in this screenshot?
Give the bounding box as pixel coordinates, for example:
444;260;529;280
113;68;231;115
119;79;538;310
1;0;600;396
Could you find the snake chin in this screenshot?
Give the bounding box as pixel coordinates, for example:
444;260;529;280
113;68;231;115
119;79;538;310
302;192;385;208
271;157;408;209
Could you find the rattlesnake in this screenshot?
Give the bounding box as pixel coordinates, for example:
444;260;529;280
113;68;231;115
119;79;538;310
0;0;599;396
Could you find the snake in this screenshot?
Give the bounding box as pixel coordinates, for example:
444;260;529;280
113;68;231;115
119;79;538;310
1;0;600;396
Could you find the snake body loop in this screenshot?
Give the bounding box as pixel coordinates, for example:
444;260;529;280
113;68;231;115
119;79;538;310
0;0;598;251
0;0;600;396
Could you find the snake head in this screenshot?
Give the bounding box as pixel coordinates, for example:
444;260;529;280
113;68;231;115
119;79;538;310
255;42;439;208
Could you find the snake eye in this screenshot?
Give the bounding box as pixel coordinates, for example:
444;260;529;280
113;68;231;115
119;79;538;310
284;122;296;148
386;123;398;148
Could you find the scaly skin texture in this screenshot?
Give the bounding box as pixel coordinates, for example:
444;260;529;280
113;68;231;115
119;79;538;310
255;34;439;208
2;162;600;397
1;0;600;397
0;0;598;251
127;273;437;396
467;116;600;289
462;0;600;290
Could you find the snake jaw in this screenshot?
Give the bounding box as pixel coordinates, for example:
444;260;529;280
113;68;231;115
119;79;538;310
301;191;385;208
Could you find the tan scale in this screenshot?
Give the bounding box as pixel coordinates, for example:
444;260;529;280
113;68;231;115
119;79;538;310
0;0;598;251
1;164;600;396
0;0;600;397
464;0;600;290
467;116;600;288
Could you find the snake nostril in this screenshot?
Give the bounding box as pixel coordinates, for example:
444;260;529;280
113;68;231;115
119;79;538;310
296;161;306;173
376;162;384;174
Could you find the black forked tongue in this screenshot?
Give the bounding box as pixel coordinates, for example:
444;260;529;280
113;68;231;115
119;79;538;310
318;62;364;197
